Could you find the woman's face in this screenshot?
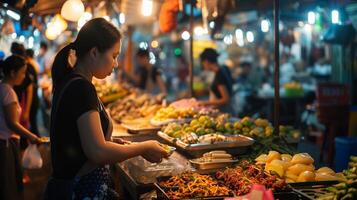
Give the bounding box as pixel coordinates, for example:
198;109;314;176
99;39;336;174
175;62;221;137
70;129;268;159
13;65;27;86
92;40;121;79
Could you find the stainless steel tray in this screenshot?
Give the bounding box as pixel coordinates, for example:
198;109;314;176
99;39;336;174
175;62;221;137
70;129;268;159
189;159;238;170
121;123;161;134
157;131;254;158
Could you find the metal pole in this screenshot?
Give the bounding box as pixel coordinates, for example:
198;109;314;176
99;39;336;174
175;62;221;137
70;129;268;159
189;0;194;97
274;0;280;135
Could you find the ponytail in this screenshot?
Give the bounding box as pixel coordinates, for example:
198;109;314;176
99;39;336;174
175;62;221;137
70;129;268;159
51;43;76;89
51;18;121;90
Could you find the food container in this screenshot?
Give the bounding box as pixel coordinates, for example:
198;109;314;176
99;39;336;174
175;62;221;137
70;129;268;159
121;123;161;134
157;131;254;158
150;118;192;126
189;158;238;170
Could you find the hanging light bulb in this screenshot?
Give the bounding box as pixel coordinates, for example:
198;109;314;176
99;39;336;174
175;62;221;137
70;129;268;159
141;0;153;17
61;0;85;22
77;12;92;30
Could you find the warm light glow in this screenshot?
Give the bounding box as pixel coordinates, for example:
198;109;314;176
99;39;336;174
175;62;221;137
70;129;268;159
6;10;20;21
181;31;190;40
28;37;34;49
61;0;85;22
11;33;17;39
209;21;215;29
261;19;269;32
103;16;110;21
151;40;159;48
194;26;207;36
119;13;125;24
235;29;244;47
77;12;92;30
19;35;25;42
139;42;148;50
141;0;153;17
45;15;68;40
223;34;233;45
246;31;254;43
308;11;316;25
332;10;340;24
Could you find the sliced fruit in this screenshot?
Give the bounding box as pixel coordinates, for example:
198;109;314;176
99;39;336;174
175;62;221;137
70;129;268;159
266;151;281;163
265;162;285;177
291;153;314;165
316;167;335;175
255;154;268;163
288;164;315;175
297;171;315;182
281;154;293;162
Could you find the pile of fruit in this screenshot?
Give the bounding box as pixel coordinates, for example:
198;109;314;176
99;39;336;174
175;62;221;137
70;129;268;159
317;156;357;200
153;106;198;123
108;93;163;122
215;160;288;196
255;151;344;183
284;82;304;97
94;81;129;103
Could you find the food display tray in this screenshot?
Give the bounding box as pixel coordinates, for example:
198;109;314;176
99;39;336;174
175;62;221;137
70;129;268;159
189;159;239;170
121;123;161;134
288;181;339;200
155;176;311;200
157;131;254;158
150;118;192;126
155;176;234;200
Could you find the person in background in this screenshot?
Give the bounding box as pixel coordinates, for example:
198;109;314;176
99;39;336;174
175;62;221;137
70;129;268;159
37;42;54;75
44;18;169;199
127;49;167;95
198;48;234;114
25;49;40;136
0;55;42;200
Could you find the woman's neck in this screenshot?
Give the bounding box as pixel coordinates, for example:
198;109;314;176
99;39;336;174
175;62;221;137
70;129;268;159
211;63;220;72
73;62;93;82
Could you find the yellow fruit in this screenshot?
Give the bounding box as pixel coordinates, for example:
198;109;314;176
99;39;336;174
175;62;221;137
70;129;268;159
297;171;315;182
291;153;314;165
281;154;293;162
270;159;291;170
315;173;339;181
316;167;335;175
265;162;285;177
255;154;268;163
285;171;298;181
288;164;315;175
266;151;281;163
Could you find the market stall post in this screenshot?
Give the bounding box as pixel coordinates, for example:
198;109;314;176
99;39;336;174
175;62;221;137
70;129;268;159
189;0;194;97
274;0;280;135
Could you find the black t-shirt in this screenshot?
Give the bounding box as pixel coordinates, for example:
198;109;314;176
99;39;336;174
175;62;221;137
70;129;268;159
50;73;109;179
138;66;161;89
211;66;233;98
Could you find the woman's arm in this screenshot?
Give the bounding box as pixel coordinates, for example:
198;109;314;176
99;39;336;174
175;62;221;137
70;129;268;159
22;83;33;122
200;85;230;107
77;110;168;165
4;103;39;143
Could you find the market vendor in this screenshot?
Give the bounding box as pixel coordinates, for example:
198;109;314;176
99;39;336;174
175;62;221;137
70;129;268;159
127;49;167;95
45;18;169;199
198;48;235;114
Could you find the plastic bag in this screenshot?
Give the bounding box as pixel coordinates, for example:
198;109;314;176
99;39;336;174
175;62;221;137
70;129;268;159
22;144;43;169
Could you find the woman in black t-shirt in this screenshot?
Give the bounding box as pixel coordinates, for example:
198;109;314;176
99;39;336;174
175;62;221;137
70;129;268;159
198;48;234;114
44;18;169;200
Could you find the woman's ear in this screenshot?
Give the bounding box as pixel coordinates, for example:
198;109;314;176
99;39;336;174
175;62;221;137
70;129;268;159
89;47;99;60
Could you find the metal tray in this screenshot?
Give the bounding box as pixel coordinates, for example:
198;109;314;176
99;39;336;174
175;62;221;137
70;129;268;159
158;131;254;158
121;123;161;134
189;159;238;170
289;181;339;188
150;118;192;126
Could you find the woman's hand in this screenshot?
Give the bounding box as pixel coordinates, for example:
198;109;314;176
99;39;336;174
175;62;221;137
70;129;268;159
140;140;169;163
